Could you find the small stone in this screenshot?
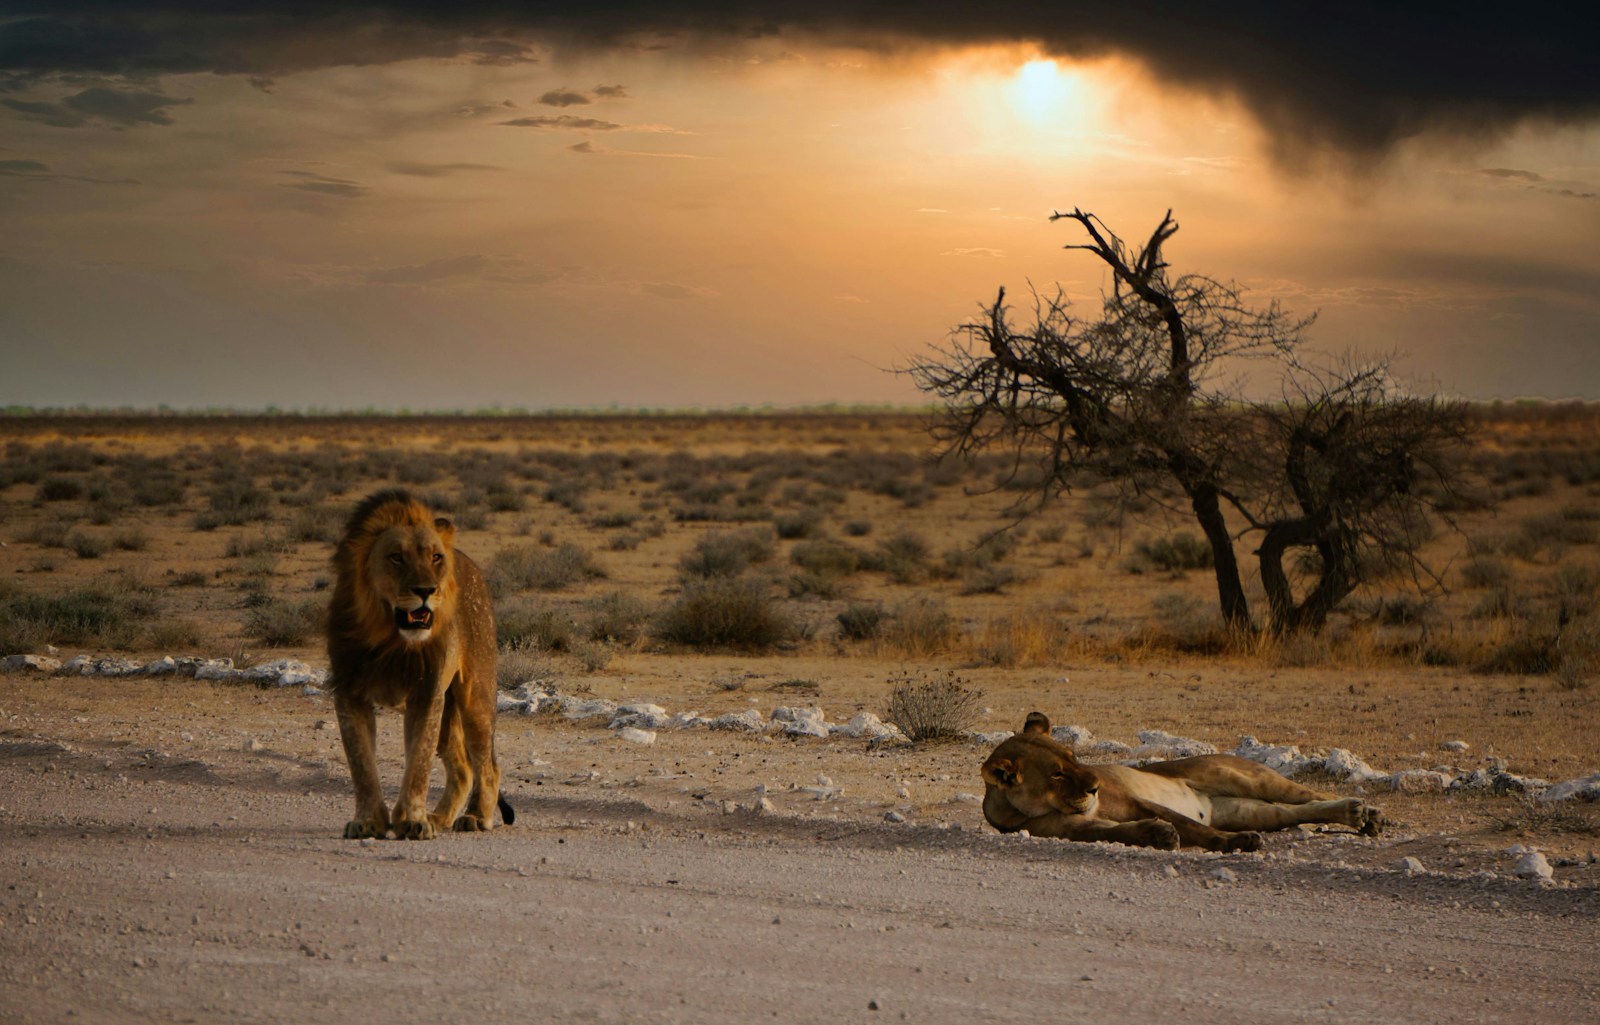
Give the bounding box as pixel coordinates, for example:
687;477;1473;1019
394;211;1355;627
359;838;376;848
1397;856;1425;876
244;737;264;753
1512;851;1554;882
1210;867;1237;883
883;811;906;824
1163;865;1180;878
616;727;656;746
754;797;777;815
1441;740;1470;752
867;999;880;1011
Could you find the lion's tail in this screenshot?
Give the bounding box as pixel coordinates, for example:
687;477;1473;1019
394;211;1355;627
498;794;516;826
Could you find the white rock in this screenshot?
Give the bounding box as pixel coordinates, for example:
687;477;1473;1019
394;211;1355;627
616;727;656;746
1051;724;1096;749
1;654;62;673
952;792;981;804
562;697;619;721
611;704;669;730
1397;856;1425;876
1381;769;1454;793
1540;772;1600;803
830;712;902;740
1135;730;1217;758
1512;851;1554;882
970;731;1014;746
1233;735;1317;776
708;709;764;733
1323;747;1385;783
1210;867;1237;883
1441;739;1470;752
143;656;178;676
772;707;830;738
754;797;777;815
883;811;906;823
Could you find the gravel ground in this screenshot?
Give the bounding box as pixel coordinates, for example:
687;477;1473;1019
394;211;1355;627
3;673;1597;1025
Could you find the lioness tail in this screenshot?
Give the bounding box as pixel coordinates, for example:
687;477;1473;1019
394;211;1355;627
498;795;516;826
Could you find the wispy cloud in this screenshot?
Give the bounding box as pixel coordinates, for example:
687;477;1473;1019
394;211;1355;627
364;255;487;285
388;161;501;177
281;170;367;198
942;247;1005;258
0;158;137;184
567;140;700;159
537;88;591;108
500;114;688;133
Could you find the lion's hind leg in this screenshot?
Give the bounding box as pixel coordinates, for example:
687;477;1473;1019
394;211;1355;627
454;698;503;833
1208;795;1382;835
429;693;473;833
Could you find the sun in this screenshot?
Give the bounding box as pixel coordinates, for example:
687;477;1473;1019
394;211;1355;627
1011;58;1073;124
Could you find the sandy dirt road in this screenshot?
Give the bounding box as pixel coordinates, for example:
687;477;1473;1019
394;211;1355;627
3;697;1596;1025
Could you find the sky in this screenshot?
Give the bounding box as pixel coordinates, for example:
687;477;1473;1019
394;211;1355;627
1;3;1597;411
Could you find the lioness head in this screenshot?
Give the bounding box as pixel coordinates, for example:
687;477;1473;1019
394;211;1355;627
334;490;459;649
980;711;1102;818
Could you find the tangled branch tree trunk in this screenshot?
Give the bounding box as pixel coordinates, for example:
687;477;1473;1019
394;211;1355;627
908;208;1471;635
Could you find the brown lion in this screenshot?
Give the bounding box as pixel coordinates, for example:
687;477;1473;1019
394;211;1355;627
326;489;512;840
981;712;1382;851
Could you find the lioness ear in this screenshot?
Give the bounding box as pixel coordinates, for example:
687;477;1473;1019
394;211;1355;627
1023;711;1051;735
433;516;456;544
981;756;1019;788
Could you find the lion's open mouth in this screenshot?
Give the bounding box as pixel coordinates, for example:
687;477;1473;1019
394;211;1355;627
395;606;434;632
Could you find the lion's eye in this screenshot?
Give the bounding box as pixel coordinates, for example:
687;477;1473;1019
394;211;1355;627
1086;785;1099;795
431;552;444;565
388;553;403;564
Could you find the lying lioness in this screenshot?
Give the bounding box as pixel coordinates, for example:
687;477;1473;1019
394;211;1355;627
981;712;1383;851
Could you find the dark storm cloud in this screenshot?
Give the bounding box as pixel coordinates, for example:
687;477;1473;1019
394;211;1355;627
3;85;190;127
1;4;1595;164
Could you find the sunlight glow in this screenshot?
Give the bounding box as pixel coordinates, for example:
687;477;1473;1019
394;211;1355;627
1012;59;1073;124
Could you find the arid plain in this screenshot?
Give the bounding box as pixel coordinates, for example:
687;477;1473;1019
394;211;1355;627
2;411;1597;1023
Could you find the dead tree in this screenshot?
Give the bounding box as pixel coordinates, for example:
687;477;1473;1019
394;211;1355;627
909;208;1470;634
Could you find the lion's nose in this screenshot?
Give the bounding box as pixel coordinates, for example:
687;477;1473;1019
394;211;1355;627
412;587;436;602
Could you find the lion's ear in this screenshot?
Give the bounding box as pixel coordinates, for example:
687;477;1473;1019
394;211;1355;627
982;756;1019;788
1023;711;1051;735
433;516;457;545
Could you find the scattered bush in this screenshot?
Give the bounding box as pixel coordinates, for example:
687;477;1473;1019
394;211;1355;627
655;577;794;649
491;543;606;593
111;528;150;552
248;598;323;646
0;586;153;651
67;533;106;559
679;528;775;579
836;602;885;641
497;642;555;689
885;668;984;742
773;510;822;540
883;595;957;656
1134;534;1213;572
790;539;862;578
871;531;931;584
843;519;873;537
496;601;575;651
1459;555;1512;590
585;591;650;645
36;477;83;502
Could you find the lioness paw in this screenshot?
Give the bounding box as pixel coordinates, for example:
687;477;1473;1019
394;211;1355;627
453;814;490;833
344;812;389;840
1135;819;1181;850
394;817;438;841
1223;831;1263;853
1356;803;1384;837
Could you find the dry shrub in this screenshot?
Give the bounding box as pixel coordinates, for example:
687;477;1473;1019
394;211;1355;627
886;668;984;742
1458;555;1512;589
655;577;794;649
1134;533;1213;572
496;600;575;652
679;528;775;579
883;595;957;656
585;590;650;645
835;601;885;641
0;586;150;652
248;598;323;646
491;542;606;593
972;610;1064;667
497;642;556;690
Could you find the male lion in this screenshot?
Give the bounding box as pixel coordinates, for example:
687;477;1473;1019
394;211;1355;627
327;489;513;840
981;712;1381;851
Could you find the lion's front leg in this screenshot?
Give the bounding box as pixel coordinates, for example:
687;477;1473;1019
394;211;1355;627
1025;813;1182;850
393;680;449;840
335;692;389;839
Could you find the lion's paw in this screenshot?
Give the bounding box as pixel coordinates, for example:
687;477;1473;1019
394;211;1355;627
453;814;491;833
1355;802;1384;837
393;816;438;841
344;812;389;840
1134;819;1181;850
1223;831;1263;853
